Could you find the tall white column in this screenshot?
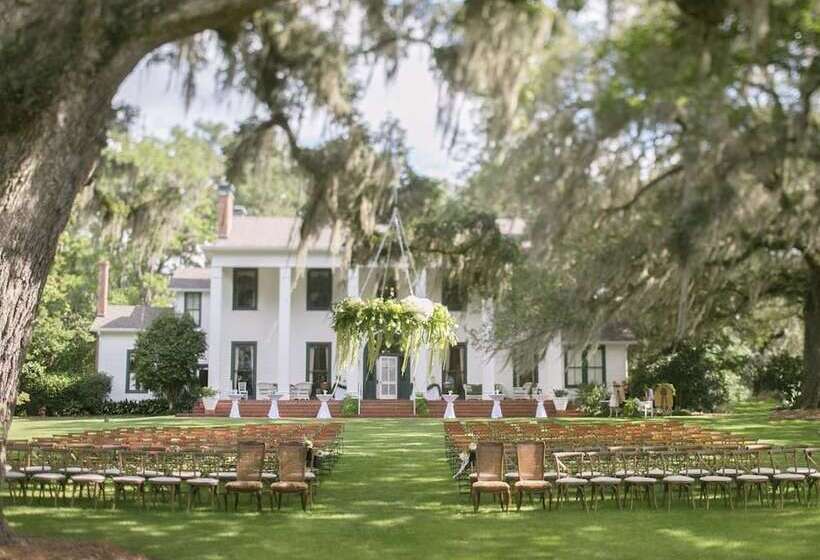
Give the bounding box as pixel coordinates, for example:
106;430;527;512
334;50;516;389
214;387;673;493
277;266;292;399
413;270;430;396
481;298;496;399
345;267;361;396
208;267;224;395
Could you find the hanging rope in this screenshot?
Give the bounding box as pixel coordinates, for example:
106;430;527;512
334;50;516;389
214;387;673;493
359;172;418;298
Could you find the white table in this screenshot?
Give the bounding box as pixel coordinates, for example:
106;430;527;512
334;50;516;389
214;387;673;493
535;394;548;419
442;393;458;420
316;393;333;420
489;393;504;419
228;392;242;419
267;393;283;420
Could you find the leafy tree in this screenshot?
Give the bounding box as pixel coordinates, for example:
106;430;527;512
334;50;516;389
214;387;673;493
0;0;564;541
470;1;820;405
131;312;206;412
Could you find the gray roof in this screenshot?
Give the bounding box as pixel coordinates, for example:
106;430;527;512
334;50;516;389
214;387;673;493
90;305;171;332
599;321;637;343
206;217;335;252
169;267;210;291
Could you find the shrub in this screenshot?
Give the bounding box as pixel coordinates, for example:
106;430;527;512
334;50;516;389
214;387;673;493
132;312;206;412
415;395;429;417
630;340;745;412
340;395;359;417
753;353;804;408
577;383;608;416
99;398;171;416
21;363;112;416
622;397;642;418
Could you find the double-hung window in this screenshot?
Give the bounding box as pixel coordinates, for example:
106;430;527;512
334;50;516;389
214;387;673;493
184;292;202;326
564;346;606;387
307;269;333;310
125;350;144;393
233;269;258;310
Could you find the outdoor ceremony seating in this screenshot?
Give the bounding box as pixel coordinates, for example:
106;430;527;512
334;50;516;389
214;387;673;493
444;420;820;513
270;442;311;511
3;423;343;512
471;442;511;512
513;442;551;510
224;441;265;512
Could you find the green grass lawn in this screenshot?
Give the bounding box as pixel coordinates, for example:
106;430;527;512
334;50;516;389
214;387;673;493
4;402;820;560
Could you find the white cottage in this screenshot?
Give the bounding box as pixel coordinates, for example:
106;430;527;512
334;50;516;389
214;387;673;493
92;185;635;404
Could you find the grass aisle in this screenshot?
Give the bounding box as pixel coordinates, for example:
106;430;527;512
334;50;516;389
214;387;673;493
5;413;820;559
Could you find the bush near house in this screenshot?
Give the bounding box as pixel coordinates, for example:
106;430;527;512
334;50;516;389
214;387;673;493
629;340;750;412
131;312;206;412
576;383;608;416
20;363;111;416
753;353;804;408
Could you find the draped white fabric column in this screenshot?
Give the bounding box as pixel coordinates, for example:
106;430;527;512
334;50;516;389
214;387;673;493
277;266;292;399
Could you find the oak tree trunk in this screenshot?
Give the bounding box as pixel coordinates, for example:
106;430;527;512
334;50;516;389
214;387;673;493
0;0;271;543
800;262;820;409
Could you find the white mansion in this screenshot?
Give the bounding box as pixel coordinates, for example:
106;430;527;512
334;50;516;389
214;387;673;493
92;185;635;403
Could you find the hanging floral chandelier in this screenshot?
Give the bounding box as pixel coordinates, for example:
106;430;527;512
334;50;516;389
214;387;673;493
331;176;458;375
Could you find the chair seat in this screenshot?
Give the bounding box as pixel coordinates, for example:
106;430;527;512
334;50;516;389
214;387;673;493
751;467;779;475
140;470;163;478
737;474;769;482
614;469;635;477
261;472;278;482
809;472;820;480
786;467;817;475
71;473;106;484
679;468;710;477
543;471;560;481
714;468;743;476
624;476;656;485
208;471;238;481
555;477;588;486
663;475;695;484
148;476;182;485
647;468;673;478
3;470;26;481
578;470;603;478
112;475;146;485
515;479;550;490
305;470;317;482
61;467;91;475
175;470;201;479
700;475;732;483
31;472;66;483
270;481;310;492
504;471;519;482
100;468;122;476
187;477;219;487
225;480;263;492
22;466;51;475
590;476;621;485
773;473;805;481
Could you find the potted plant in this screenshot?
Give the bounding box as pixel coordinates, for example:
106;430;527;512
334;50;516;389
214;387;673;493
200;386;219;412
552;388;569;412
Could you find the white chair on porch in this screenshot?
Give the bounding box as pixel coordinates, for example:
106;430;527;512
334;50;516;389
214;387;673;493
290;382;311;400
512;382;533;400
257;383;277;400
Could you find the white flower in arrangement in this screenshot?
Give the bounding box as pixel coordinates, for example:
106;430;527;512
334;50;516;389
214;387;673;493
401;295;435;320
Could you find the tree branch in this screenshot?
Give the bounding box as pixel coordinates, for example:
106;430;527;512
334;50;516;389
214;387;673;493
604;164;684;213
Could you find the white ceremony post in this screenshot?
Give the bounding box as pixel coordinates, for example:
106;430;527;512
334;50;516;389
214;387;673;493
277;266;292;399
208;267;225;397
346;266;362;407
481;299;496;400
413;270;430;402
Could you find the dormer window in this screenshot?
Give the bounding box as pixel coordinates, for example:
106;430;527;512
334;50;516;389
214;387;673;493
184;292;202;326
233;268;258;310
307;269;333;310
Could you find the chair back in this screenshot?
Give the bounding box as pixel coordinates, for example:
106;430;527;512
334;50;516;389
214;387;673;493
278;442;307;482
516;441;545;481
554;451;585;478
236;441;265;482
475;442;504;482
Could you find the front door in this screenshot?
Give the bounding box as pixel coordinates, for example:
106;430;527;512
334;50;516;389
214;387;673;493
376;355;398;399
231;342;256;398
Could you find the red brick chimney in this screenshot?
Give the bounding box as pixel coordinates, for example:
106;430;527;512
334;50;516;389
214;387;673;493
96;260;109;317
217;182;235;238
